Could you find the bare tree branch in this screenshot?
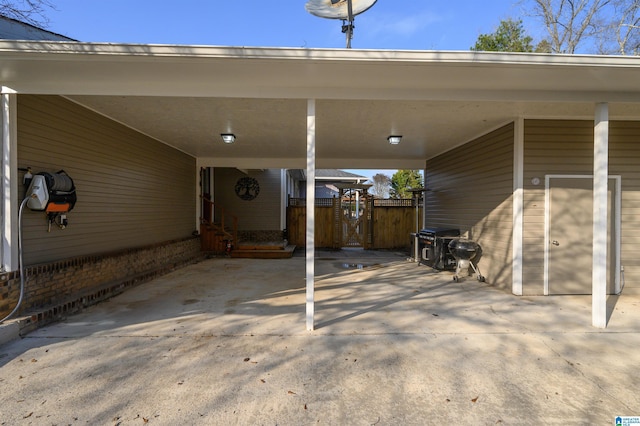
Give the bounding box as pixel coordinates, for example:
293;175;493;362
526;0;613;53
613;0;640;55
370;173;391;199
0;0;55;28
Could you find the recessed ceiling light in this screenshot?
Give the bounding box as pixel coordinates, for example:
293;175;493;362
221;133;236;144
387;135;402;145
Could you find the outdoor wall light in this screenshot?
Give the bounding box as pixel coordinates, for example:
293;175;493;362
387;135;402;145
221;133;236;144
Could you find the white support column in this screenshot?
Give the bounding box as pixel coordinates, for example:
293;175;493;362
593;103;609;328
306;99;316;331
422;165;427;231
1;88;18;273
280;169;287;231
195;159;203;232
512;118;524;296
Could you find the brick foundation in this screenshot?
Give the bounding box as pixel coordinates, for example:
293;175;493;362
0;236;203;333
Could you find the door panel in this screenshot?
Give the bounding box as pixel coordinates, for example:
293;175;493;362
547;177;616;295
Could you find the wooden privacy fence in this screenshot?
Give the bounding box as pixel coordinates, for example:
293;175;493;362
287;198;423;249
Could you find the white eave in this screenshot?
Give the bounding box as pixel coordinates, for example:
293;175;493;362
2;41;639;101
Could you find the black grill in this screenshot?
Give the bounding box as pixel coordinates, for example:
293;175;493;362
417;228;460;270
448;238;485;282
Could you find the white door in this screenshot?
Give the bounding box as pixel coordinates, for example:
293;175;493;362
546;176;620;295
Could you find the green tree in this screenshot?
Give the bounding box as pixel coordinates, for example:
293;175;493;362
471;19;535;52
390;170;423;199
534;39;553;53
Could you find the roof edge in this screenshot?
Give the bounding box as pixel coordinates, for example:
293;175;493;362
1;40;639;68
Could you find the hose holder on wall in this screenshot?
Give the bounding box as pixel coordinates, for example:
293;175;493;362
25;170;77;231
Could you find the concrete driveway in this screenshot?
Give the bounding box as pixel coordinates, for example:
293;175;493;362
1;249;639;425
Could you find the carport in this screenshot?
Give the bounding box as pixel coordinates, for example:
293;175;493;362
2;42;640;329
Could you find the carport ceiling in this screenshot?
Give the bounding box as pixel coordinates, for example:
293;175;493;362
2;42;640;169
67;96;640;169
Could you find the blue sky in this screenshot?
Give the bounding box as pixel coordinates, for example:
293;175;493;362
45;0;531;182
48;0;530;51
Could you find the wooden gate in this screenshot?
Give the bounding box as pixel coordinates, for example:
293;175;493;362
337;195;372;248
286;197;420;250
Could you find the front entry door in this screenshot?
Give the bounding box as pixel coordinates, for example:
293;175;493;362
546;176;619;295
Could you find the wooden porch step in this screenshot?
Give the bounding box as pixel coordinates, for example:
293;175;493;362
236;244;285;251
230;244;296;259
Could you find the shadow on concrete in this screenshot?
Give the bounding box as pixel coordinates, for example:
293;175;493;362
0;250;639;424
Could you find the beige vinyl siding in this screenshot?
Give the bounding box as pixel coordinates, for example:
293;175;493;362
523;119;640;295
214;168;282;231
609;121;640;294
522;120;594;294
17;95;196;265
425;123;514;290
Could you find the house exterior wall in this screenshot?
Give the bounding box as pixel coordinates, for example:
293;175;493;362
425;123;515;290
17;95;197;265
611;121;640;295
522;119;640;295
1;95;201;321
214;168;283;238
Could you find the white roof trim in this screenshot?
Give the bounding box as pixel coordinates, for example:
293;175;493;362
1;40;640;66
1;41;639;103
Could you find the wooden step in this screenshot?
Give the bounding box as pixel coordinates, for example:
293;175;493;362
230;244;296;259
236;244;285;251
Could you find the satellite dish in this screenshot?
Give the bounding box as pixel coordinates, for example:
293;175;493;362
305;0;377;20
305;0;378;48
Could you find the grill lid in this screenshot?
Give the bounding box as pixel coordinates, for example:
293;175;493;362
448;239;481;260
419;228;460;237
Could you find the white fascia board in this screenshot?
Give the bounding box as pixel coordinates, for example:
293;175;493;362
315;176;366;181
2;40;640;67
1;42;640;102
317;158;426;169
197;157;308;169
197;157;427;170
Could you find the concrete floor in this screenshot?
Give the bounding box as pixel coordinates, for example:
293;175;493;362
0;249;639;425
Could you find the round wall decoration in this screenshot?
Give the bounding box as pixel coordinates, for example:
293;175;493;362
235;177;260;201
